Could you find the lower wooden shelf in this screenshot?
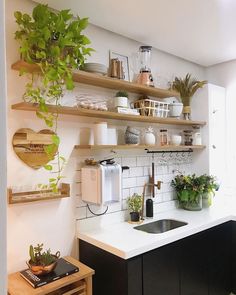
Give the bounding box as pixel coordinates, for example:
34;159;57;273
74;144;206;151
8;183;70;205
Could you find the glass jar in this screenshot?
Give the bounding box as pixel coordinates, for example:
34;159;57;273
192;125;202;145
160;129;168;146
183;130;193;146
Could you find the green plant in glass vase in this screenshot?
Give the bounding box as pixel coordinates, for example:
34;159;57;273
14;4;93;191
199;174;218;206
171;174;205;211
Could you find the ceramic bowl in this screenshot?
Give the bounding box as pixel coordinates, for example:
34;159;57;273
171;135;182;146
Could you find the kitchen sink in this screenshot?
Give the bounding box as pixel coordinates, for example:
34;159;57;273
134;219;188;234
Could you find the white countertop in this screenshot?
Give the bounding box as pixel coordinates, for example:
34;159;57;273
77;194;236;259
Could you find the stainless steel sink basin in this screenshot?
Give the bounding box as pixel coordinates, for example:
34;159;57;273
134;219;188;234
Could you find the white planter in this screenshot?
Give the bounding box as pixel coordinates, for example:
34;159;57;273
114;96;128;108
169;102;183;117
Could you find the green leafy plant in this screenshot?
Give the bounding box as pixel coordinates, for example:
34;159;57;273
115;90;129;98
200;174;218;195
170;73;207;106
14;4;93;191
171;174;205;205
127;193;142;213
29;243;59;266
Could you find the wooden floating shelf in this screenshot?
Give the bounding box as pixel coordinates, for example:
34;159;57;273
12;60;179;98
74;144;206;150
11;102;206;126
8;183;70;204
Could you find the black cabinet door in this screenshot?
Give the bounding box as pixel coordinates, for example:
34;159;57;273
208;222;231;295
180;231;209;295
143;241;180;295
232;221;236;293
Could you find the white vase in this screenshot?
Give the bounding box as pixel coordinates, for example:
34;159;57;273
144;130;156;145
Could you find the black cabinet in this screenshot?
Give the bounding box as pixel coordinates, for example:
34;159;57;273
79;221;235;295
208;222;231;295
180;231;209;295
232;222;236;293
143;241;180;295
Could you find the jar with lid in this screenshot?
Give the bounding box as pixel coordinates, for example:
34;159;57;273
183;130;193;146
160;129;168;146
192;125;202;145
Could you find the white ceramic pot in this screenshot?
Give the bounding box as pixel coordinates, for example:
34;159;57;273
94;122;107;145
169;102;183;117
144;132;156;145
114;96;128;108
171;135;182;146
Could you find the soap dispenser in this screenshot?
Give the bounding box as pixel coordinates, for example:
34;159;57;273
146;198;153;218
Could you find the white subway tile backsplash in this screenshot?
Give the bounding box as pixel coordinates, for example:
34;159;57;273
129;167;143;177
75;152;192;221
122;157;136;167
122;177;137;189
137;156;151;167
122;188;130;199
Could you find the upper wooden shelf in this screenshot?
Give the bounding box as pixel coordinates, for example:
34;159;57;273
74;144;205;150
11;102;206;126
12;60;179;98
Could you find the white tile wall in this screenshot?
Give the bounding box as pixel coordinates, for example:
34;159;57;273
75;153;193;221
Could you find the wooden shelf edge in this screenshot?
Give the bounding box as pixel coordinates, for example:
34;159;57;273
74;144;206;150
11;102;206;126
8;183;70;205
12;60;179;98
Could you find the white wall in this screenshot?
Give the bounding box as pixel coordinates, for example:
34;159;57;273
7;0;206;273
206;61;236;188
0;0;7;293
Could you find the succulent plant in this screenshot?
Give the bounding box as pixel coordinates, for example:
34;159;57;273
115;90;129;98
29;243;59;266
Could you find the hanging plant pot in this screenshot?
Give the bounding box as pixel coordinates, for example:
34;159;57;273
183;105;191;120
130;212;140;222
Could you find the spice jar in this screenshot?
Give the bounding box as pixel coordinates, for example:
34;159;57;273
192;125;202;145
183;130;193;146
160;129;168;146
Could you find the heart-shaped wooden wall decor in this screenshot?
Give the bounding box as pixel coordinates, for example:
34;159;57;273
12;128;58;170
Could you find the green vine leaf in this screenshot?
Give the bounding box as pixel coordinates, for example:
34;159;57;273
44;164;53;171
52;134;60;146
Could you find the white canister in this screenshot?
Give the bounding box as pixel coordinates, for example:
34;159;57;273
193;133;202;145
94;122;107;145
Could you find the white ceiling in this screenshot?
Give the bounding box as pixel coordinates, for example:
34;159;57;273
34;0;236;67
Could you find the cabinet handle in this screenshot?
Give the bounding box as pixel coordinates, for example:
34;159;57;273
212;145;216;149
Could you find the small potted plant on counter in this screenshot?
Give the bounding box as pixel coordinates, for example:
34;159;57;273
200;174;218;207
169;74;207;120
114;91;129;108
171;174;204;211
127;193;142;222
27;243;60;275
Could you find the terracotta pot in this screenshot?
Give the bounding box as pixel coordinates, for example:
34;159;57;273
26;251;60;276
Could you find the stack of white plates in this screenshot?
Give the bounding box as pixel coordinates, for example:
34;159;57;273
83;63;107;75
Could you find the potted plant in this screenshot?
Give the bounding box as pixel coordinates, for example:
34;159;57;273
169;74;207;120
200;174;218;207
114;90;129;108
171;174;205;211
127;193;142;221
27;243;60;275
14;4;93;191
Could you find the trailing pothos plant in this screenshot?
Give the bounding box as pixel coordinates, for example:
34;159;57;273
14;4;93;192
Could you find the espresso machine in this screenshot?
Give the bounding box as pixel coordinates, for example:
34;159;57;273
136;45;154;87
